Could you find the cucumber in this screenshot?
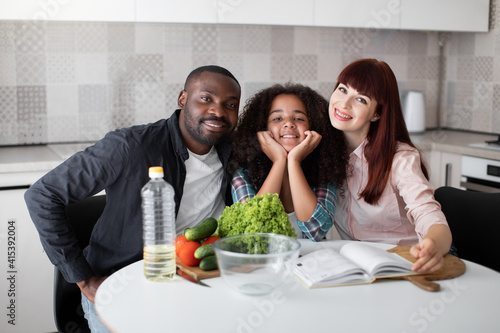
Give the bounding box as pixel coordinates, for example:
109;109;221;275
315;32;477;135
185;217;218;241
194;243;215;259
199;255;218;271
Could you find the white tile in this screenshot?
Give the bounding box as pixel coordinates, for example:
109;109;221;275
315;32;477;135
163;54;193;83
382;55;408;81
46;85;78;116
475;31;495;57
48;115;79;143
243;54;270;82
294;27;319;55
135;24;165;54
16;54;46;85
75;54;108;84
317;53;343;82
0;53;17;85
46;54;76;84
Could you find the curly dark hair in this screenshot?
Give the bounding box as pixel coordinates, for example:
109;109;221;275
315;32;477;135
229;82;348;189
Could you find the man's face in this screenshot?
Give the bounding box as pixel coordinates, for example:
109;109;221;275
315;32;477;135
178;71;240;154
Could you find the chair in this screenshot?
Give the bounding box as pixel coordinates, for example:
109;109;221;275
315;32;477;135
434;186;500;272
53;195;106;333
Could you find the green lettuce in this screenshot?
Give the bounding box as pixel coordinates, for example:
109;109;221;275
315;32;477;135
216;193;297;238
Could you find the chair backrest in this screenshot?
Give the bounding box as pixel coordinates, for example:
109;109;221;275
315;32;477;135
54;195;106;333
434;186;500;272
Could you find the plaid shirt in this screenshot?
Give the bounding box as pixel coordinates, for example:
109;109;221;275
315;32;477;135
231;169;337;241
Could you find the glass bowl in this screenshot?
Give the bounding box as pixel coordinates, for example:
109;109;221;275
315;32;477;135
213;233;301;296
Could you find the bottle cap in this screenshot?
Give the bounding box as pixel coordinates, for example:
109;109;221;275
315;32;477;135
148;166;164;178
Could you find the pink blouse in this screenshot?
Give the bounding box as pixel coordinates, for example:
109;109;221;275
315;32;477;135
334;140;448;246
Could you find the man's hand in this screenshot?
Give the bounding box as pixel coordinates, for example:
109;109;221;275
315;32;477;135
77;275;108;303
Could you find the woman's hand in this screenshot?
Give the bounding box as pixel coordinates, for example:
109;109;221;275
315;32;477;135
257;131;287;163
410;238;444;273
288;130;322;163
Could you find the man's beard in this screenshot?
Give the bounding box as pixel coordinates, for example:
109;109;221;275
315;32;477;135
184;112;232;146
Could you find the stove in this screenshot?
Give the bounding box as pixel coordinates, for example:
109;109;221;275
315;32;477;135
461;155;500;193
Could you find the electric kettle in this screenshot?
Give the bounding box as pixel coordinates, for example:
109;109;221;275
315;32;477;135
402;90;426;134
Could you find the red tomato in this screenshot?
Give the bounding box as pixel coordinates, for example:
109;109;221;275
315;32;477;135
175;235;188;256
202;235;220;245
178;241;201;266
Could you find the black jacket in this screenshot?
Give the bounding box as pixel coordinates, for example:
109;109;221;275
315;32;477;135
25;110;232;282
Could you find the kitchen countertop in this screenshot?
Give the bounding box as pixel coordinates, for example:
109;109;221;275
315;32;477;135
0;142;94;174
1;129;500;175
410;129;500;160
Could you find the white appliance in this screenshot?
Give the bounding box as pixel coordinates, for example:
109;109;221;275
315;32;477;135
0;171;57;332
461;155;500;193
402;90;426;134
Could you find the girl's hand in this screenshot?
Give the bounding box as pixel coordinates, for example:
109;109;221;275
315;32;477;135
410;238;445;273
288;130;322;163
257;131;287;163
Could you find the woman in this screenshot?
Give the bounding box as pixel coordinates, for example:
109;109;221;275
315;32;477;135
230;83;348;241
329;58;452;273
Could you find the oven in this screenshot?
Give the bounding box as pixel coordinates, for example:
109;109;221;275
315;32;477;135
460;155;500;193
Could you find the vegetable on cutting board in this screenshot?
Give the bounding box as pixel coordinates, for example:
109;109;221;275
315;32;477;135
185;217;218;241
175;218;219;270
199;255;218;271
194;243;215;259
177;240;201;267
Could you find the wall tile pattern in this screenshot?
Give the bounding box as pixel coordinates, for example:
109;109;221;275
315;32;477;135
0;1;499;145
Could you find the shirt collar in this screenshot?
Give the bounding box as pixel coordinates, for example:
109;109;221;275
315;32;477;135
351;138;368;162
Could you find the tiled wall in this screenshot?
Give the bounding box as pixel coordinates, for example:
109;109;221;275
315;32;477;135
0;1;499;146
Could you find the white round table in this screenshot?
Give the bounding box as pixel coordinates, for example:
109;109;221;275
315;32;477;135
95;240;500;333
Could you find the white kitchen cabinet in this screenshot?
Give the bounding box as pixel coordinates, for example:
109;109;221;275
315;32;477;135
217;0;313;26
400;0;489;32
315;0;401;30
0;172;56;333
427;150;462;188
136;0;216;24
0;0;490;33
0;0;135;22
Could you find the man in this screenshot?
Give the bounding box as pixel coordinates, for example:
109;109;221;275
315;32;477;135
25;65;241;332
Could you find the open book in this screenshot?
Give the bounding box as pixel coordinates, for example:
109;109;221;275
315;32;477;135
293;242;418;288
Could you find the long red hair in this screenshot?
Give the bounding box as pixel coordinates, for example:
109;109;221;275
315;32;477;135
335;59;428;204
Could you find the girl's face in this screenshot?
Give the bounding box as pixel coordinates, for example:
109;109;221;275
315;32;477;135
329;83;379;147
267;94;310;152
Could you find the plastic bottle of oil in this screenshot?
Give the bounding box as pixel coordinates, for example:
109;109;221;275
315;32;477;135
142;166;176;281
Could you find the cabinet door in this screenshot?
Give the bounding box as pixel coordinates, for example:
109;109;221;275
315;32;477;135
400;0;489;32
136;0;217;24
426;150;441;189
0;188;56;332
217;0;313;26
315;0;401;29
0;0;135;22
439;152;462;188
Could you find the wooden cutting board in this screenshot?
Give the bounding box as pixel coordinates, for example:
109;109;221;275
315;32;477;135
386;246;466;292
176;256;220;280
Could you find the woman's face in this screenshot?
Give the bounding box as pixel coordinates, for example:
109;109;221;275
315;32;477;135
266;94;310;152
329;83;379;146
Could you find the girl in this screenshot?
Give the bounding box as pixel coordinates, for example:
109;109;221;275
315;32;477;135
329;58;452;273
230;83;348;241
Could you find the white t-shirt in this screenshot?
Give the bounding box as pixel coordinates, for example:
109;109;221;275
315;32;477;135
175;147;226;234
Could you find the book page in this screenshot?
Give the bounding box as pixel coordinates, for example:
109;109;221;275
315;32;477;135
339;242;414;277
293;248;372;287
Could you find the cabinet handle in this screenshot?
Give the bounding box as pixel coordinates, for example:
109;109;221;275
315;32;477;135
445;163;452;186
